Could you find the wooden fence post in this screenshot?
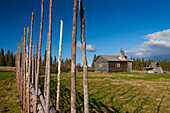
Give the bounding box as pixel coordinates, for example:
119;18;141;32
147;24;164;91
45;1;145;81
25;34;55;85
26;12;34;113
34;0;44;112
35;41;37;78
26;26;29;112
20;38;24;108
32;46;34;84
71;0;78;112
23;28;26;113
44;32;49;99
56;20;63;111
79;0;89;112
18;44;20;97
46;0;52;112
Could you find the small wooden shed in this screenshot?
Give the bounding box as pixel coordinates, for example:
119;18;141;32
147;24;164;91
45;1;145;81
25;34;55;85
144;62;164;73
94;50;133;72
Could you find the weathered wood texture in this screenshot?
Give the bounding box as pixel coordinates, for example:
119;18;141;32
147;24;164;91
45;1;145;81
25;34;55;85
23;28;26;113
35;0;44;112
56;20;63;111
26;27;29;112
109;61;128;72
94;57;109;72
32;46;34;84
71;0;78;112
35;41;38;77
79;0;89;112
44;33;49;99
46;0;52;112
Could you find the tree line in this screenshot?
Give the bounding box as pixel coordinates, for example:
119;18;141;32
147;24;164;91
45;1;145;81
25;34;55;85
0;48;73;69
0;48;15;66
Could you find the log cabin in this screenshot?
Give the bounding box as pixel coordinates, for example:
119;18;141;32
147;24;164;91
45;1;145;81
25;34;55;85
94;49;132;72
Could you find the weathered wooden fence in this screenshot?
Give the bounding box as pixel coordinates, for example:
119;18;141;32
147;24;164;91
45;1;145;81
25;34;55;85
15;0;89;112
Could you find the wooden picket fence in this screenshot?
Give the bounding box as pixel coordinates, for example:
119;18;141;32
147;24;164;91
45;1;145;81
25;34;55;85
15;0;89;113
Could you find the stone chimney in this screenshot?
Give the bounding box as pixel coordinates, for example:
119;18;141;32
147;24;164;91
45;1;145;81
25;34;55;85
119;49;125;59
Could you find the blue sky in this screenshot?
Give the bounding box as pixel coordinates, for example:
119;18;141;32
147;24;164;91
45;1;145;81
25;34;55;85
1;0;170;66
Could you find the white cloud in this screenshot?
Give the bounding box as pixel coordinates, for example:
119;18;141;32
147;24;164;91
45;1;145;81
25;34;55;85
126;29;170;58
77;41;97;52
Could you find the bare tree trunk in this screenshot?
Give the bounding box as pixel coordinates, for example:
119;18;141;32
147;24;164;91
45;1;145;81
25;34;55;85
44;33;49;99
79;0;89;112
46;0;52;112
35;41;38;78
18;44;21;103
34;0;44;112
20;38;24;109
32;46;34;84
26;27;29;113
71;0;78;112
26;12;34;113
56;20;63;112
23;28;26;113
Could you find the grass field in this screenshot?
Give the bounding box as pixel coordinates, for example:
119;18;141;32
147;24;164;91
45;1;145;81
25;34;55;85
0;71;170;112
39;72;170;113
0;72;21;112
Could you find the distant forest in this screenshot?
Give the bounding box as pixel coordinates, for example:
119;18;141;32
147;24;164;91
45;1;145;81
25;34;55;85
0;48;77;69
91;54;170;71
1;48;170;71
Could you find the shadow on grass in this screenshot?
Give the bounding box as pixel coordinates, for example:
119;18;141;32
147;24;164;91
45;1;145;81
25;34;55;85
38;76;153;113
156;95;164;113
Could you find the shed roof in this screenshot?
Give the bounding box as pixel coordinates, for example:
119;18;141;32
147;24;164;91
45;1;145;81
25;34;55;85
149;62;159;67
95;55;133;62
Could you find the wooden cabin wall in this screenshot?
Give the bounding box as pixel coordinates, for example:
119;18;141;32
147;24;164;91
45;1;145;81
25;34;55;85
94;57;108;72
108;61;128;72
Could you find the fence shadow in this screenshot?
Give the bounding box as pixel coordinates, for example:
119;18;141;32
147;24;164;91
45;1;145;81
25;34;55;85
38;76;155;113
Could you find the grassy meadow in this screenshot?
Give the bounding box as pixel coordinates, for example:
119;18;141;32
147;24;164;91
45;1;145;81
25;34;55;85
38;72;170;113
0;72;21;112
0;70;170;112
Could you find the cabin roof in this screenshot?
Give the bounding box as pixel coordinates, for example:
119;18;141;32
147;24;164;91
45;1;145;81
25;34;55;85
149;61;159;67
95;55;133;62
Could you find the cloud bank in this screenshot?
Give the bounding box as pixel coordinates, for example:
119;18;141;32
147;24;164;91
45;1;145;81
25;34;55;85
126;29;170;58
77;41;97;52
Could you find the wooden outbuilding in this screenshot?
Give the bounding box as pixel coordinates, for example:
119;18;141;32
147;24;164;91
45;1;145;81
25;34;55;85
94;49;133;72
143;61;164;73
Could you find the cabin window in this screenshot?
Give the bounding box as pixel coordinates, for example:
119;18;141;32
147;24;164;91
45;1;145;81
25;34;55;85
115;63;120;68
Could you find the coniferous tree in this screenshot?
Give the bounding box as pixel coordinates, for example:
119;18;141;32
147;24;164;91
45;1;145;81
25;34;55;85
0;48;5;66
8;53;13;66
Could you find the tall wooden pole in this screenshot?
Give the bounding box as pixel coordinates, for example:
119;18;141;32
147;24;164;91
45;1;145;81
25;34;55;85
26;27;29;112
79;0;89;112
46;0;52;112
44;33;49;99
20;38;24;108
32;46;34;84
34;0;44;112
26;12;34;113
71;0;78;112
35;41;38;78
16;51;18;91
56;20;63;111
23;28;26;113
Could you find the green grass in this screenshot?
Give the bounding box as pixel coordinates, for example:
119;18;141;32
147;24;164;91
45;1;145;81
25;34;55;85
1;71;170;112
0;72;21;113
38;72;170;113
